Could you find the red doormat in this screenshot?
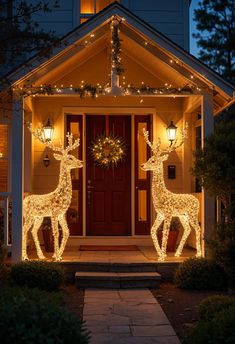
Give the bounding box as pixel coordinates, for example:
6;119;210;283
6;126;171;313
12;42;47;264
79;245;139;251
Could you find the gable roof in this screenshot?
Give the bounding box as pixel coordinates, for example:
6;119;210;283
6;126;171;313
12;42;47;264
8;1;235;111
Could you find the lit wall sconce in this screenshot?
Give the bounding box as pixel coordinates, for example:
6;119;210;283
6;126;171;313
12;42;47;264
43;154;50;167
42;119;54;142
166;121;177;145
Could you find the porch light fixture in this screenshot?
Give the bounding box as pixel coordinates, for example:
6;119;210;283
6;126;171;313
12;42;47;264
42;119;54;142
43;154;50;167
166;121;177;145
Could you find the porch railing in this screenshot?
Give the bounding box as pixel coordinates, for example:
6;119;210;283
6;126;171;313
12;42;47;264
0;192;12;252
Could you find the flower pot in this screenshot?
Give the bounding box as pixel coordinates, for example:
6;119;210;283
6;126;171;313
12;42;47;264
157;230;179;252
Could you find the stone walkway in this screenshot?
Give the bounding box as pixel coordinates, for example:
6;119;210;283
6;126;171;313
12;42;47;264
83;289;181;344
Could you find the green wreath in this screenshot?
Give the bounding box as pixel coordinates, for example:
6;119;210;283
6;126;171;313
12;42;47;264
91;134;126;167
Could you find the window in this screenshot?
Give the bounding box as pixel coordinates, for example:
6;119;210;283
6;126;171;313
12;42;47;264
80;0;117;23
0;125;9;192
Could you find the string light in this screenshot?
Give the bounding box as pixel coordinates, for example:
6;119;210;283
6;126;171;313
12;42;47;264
22;127;83;261
141;125;202;261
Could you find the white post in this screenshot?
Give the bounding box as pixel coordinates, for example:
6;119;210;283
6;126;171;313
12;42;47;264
11;97;24;262
201;91;214;256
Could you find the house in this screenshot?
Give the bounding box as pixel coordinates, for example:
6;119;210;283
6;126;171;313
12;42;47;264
0;1;234;262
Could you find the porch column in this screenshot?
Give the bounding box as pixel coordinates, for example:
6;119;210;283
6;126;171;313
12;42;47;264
11;97;24;262
201;91;214;256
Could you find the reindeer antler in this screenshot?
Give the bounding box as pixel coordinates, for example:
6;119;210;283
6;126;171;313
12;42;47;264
29;124;80;153
143;123;188;155
143;128;161;155
65;133;80;153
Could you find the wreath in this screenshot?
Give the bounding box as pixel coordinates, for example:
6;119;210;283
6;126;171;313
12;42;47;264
91;134;126;167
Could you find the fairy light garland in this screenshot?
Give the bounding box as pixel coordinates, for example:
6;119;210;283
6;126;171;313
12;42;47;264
91;134;126;167
23;127;83;261
111;18;124;76
141;126;202;261
13;82;198;98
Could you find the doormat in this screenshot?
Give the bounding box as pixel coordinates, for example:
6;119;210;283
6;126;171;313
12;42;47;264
79;245;139;251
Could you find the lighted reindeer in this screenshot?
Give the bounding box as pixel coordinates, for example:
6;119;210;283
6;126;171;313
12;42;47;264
141;125;201;261
23;129;83;261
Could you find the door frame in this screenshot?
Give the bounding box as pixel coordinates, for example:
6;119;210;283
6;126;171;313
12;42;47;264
63;106;156;237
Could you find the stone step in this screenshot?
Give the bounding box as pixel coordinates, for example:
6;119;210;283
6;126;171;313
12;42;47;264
75;271;161;289
63;261;158;273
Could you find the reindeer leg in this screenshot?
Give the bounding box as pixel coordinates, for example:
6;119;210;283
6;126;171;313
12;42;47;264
175;215;191;257
58;215;69;259
151;214;164;259
51;217;60;261
189;217;202;258
161;217;171;260
31;217;45;260
22;217;33;260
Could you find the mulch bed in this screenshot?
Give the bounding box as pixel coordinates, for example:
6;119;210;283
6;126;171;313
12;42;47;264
63;284;85;320
151;282;229;340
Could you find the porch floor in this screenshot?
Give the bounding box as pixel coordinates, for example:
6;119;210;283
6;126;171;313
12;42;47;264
28;246;196;263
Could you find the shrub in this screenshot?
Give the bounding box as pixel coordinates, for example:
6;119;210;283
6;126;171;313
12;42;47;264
199;295;235;321
174;257;226;290
0;285;64;307
11;260;65;291
207;220;235;288
183;305;235;344
0;286;90;344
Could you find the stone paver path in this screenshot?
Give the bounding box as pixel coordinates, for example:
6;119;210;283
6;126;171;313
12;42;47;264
83;289;181;344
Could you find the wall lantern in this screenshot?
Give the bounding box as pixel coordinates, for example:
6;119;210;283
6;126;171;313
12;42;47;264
42;119;54;142
166;121;177;145
43;154;50;168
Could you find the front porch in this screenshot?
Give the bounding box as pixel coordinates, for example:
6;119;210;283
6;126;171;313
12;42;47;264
1;5;234;263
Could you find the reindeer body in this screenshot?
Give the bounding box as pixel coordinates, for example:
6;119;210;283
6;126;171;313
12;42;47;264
23;132;83;261
141;127;201;261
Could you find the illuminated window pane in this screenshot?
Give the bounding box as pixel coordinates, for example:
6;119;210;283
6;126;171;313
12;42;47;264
96;0;112;12
0;161;8;192
138;122;147;179
138;190;147;221
0;125;8;158
80;0;94;14
0;125;8;192
70;122;80;180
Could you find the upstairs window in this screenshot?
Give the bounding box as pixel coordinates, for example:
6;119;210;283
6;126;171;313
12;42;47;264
80;0;117;23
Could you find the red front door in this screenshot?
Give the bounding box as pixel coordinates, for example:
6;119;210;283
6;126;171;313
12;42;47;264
86;115;131;236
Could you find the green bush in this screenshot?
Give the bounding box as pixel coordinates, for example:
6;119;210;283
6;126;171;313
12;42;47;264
11;260;65;291
199;295;235;321
0;286;90;344
183;305;235;344
0;285;64;307
174;257;226;290
207;220;235;288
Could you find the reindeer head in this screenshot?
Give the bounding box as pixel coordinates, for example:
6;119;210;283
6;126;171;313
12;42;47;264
141;124;188;172
52;133;83;170
30;125;83;169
